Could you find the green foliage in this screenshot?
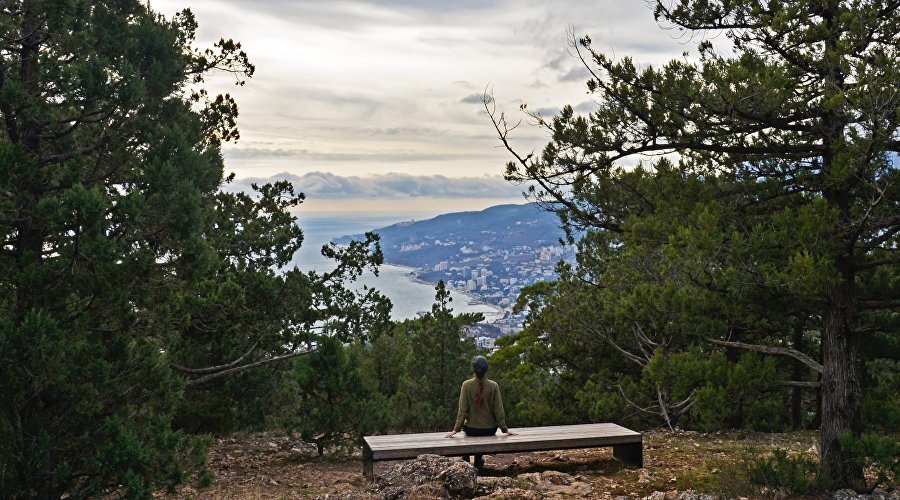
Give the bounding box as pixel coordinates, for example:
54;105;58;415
747;449;818;496
490;329;582;427
0;1;389;496
860;350;900;433
388;281;480;431
0;311;210;498
0;2;243;495
839;433;900;489
491;0;900;488
276;337;385;456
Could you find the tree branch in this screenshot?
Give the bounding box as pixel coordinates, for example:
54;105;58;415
169;337;261;375
781;380;821;388
707;338;823;374
858;298;900;311
183;349;312;388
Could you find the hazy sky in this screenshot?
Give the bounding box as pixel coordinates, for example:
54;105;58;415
151;0;688;212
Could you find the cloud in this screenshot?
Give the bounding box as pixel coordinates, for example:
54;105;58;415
573;100;596;113
460;93;491;104
532;106;561;117
224;171;527;200
558;65;592;82
223;148;489;163
151;0;689;183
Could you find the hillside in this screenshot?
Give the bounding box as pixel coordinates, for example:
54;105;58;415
158;429;897;498
334;203;568;270
334;203;573;321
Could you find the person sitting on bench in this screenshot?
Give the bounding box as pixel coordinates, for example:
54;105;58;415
445;355;516;468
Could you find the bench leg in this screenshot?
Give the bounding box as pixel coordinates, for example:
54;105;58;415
613;442;643;468
363;446;374;480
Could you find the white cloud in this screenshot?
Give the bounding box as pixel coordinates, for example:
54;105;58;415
225;171;528;200
151;0;689;205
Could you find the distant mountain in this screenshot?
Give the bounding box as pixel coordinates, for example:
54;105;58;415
333;203;567;269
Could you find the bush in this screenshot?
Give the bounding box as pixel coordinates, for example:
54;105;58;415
747;448;817;495
840;432;900;489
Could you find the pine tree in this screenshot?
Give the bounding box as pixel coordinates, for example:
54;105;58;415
393;281;481;430
0;1;389;496
492;0;899;489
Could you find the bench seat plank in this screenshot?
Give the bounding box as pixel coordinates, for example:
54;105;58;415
362;423;642;480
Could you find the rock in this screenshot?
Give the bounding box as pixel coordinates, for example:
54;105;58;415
674;492;716;500
371;454;476;499
475;476;518;496
512;471;592;498
643;491;715;500
541;470;572;486
474;487;542;500
638;468;652;483
831;488;900;500
517;472;544;485
440;461;478;497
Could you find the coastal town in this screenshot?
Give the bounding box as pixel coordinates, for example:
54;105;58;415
414;242;576;346
340;204;577;348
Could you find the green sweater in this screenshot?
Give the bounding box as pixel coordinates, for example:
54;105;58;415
452;376;508;433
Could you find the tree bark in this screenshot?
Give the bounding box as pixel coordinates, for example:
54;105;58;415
818;265;865;490
791;321;804;430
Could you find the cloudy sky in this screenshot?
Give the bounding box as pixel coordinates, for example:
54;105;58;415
151;0;688;213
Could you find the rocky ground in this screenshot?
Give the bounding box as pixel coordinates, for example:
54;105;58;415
156;429;898;499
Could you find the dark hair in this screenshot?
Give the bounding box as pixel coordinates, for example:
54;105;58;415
472;355;488;377
472;356;488;407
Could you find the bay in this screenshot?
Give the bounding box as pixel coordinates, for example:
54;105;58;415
288;211;503;321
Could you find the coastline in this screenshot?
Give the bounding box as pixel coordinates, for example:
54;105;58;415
388;262;505;320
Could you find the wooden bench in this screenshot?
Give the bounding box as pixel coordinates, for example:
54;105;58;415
362;422;642;480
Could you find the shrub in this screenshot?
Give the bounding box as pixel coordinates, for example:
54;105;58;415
747;448;817;495
839;432;900;489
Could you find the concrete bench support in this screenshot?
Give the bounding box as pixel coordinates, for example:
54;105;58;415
613;441;643;467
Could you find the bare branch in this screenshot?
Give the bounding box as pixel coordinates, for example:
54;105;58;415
585;322;647;366
169;337;261;375
707;338;823;374
781;380;821;388
184;349;312;388
657;385;674;431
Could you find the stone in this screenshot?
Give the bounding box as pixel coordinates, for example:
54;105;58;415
371;454;476;499
513;471;593;498
831;488;900;500
638;468;652;483
474;488;542;500
475;476;518;496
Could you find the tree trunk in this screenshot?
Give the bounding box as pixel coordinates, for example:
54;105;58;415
818;272;865;490
791;321;804;430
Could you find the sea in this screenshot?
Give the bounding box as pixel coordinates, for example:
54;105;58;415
287;211;502;322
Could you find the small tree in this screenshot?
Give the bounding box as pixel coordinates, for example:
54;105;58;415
277;336;384;456
392;281;481;430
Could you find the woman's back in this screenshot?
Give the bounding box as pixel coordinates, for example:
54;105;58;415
453;376;507;432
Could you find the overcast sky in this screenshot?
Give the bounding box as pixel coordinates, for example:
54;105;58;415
151;0;688;212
